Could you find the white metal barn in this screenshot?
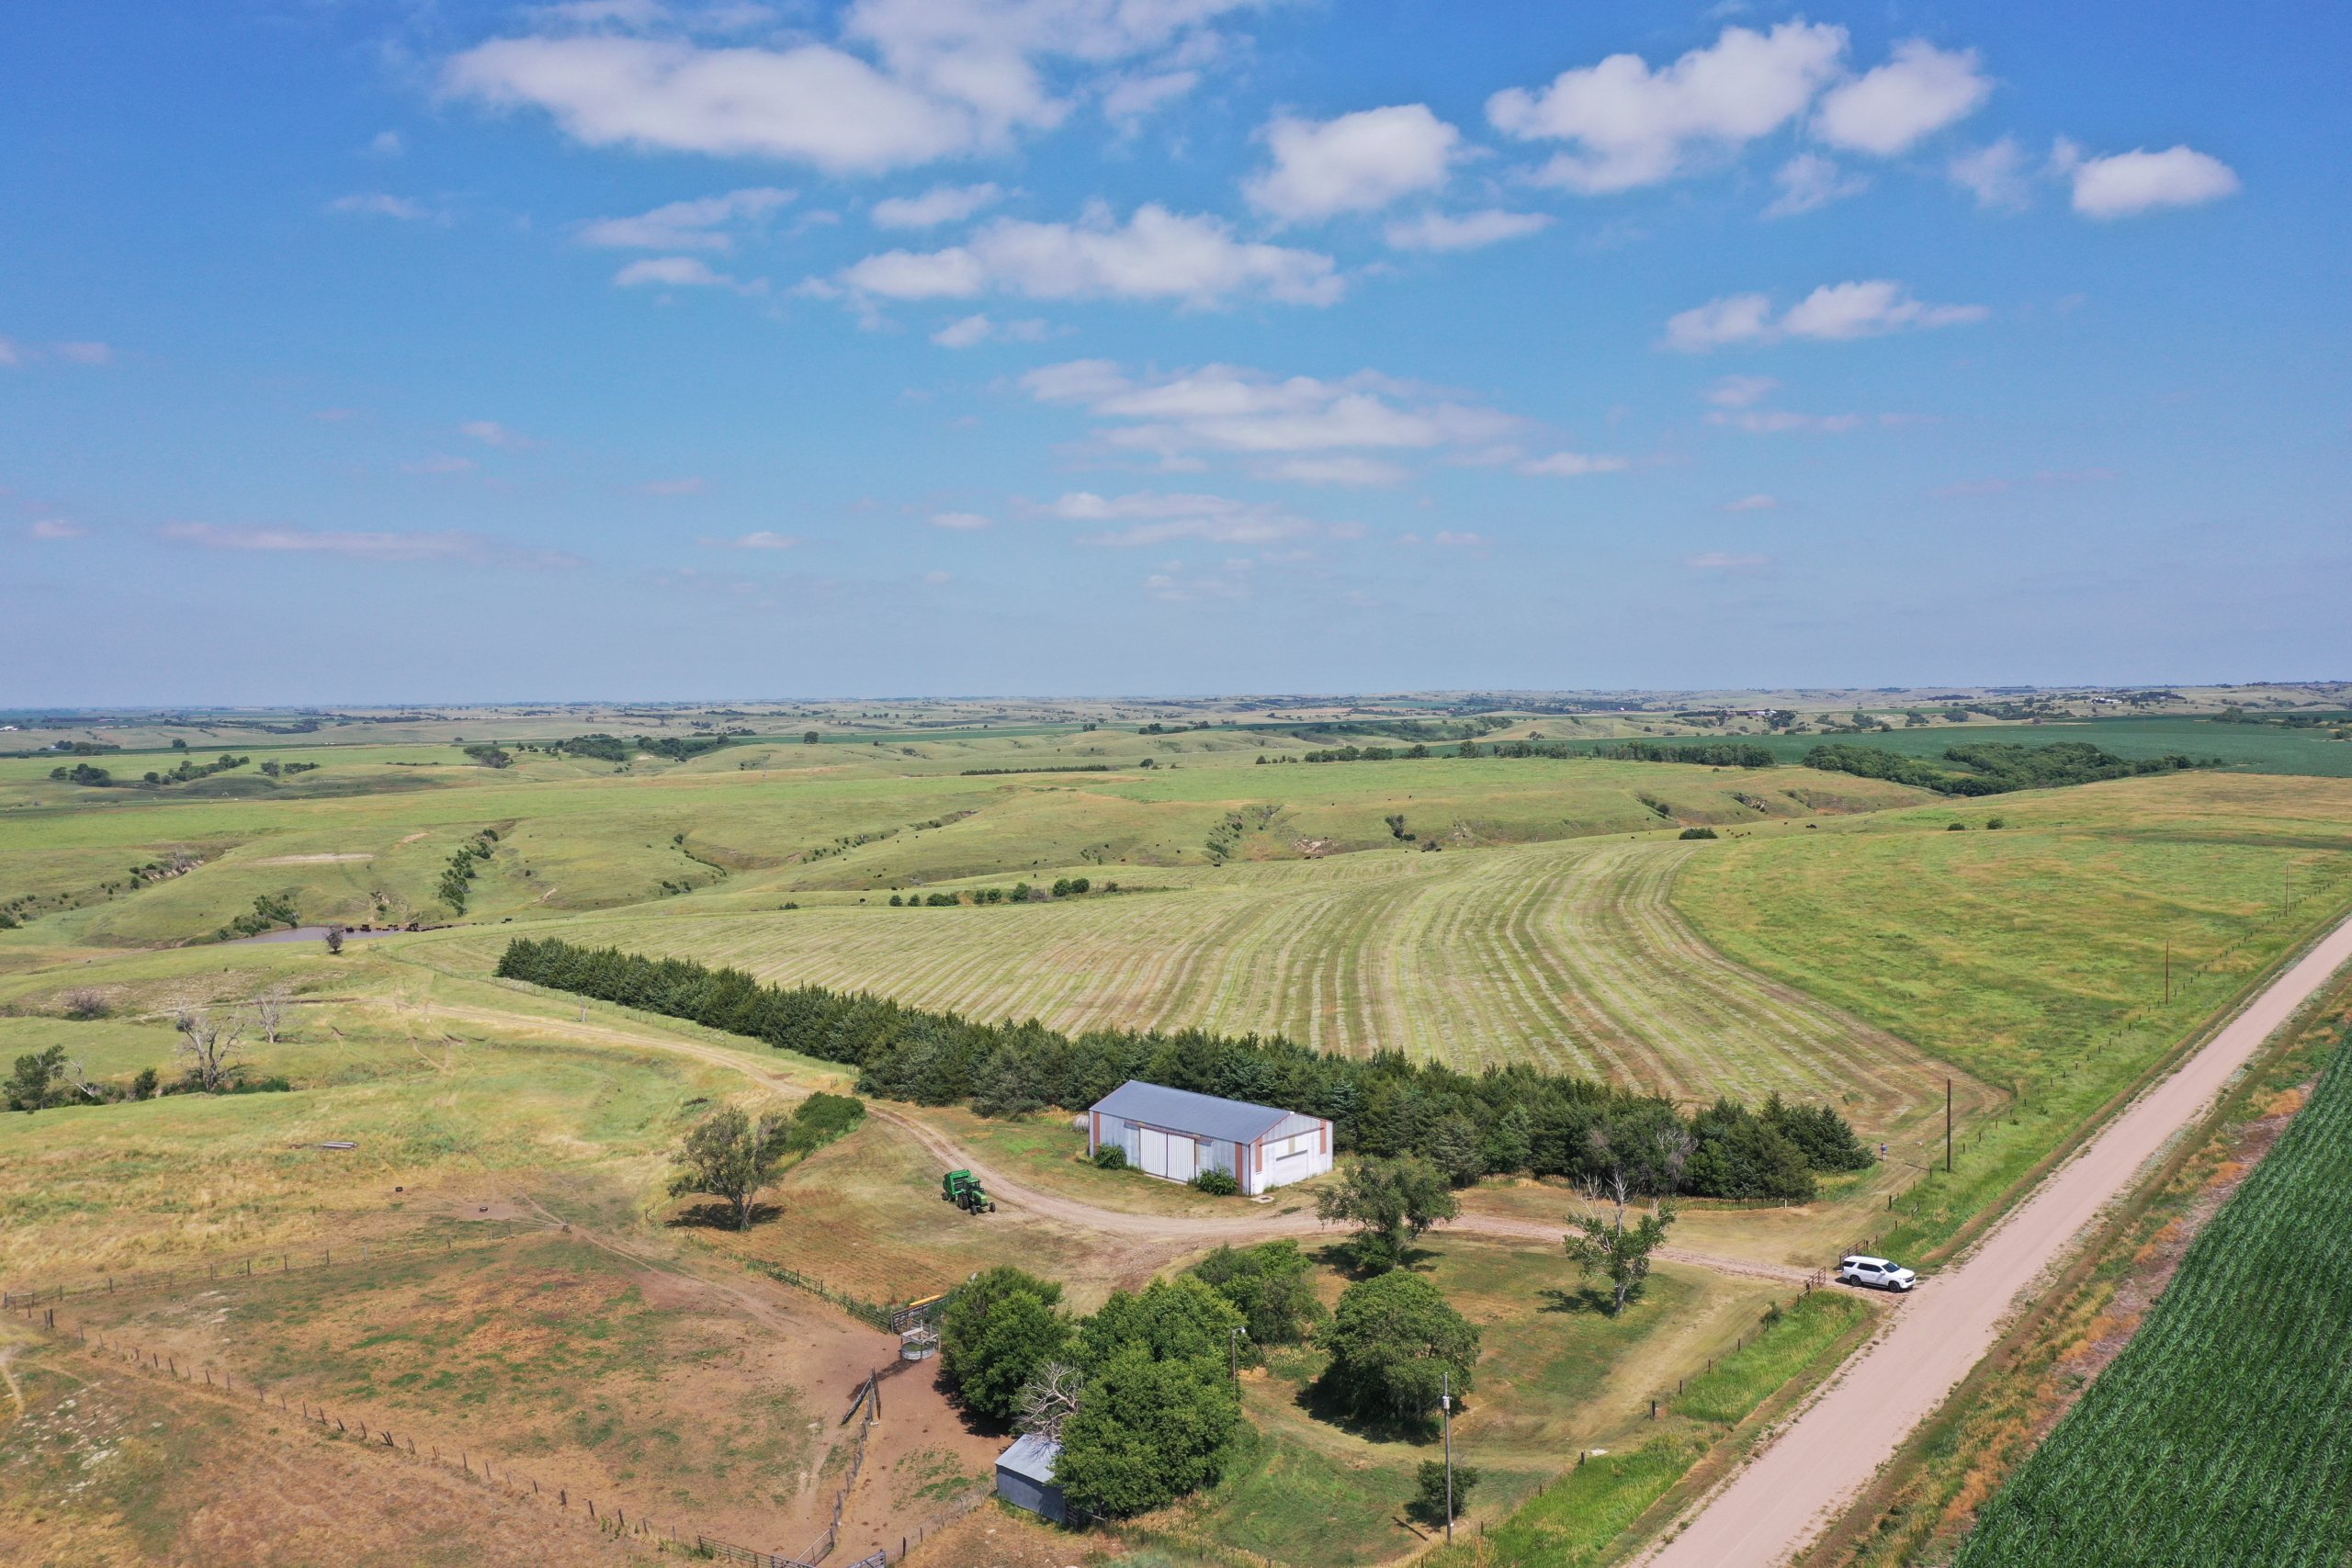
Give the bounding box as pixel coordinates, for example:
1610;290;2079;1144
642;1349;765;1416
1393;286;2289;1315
1087;1080;1334;1196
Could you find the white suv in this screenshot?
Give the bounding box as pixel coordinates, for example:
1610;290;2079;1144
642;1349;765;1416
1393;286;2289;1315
1839;1255;1917;1292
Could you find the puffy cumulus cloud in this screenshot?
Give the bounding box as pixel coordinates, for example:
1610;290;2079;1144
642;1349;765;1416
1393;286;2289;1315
1021;360;1520;469
1950;137;2033;211
28;518;86;540
1518;450;1629;478
1244;105;1460;222
929;510;993;529
1488;22;1847;192
613;254;763;291
2059;142;2239;219
929;311;1051;347
872;182;1003;228
1043;490;1325;547
446;0;1261;173
1813;41;1990;156
445;36;985;173
839;203;1340;308
1383;208;1552;252
1665;279;1985;350
1764;152;1866;218
578;186;793;250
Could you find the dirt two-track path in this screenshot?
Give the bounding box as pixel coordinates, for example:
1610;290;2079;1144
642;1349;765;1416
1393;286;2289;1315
1639;910;2352;1568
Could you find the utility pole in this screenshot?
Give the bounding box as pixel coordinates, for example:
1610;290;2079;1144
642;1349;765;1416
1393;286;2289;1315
2164;942;2171;1005
1228;1326;1246;1382
1945;1078;1952;1175
1442;1369;1455;1545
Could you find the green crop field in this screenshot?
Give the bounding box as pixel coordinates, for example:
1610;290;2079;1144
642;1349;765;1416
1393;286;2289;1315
1605;714;2352;778
1954;1033;2352;1566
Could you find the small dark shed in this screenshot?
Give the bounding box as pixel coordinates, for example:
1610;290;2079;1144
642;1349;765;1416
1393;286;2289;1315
995;1433;1067;1524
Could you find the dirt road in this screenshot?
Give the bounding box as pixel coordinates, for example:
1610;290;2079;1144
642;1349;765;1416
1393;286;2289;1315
1640;910;2352;1568
411;991;1814;1285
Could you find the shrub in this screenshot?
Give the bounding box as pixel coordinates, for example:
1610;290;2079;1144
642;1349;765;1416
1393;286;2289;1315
1191;1168;1239;1196
1412;1459;1481;1524
1091;1144;1128;1170
1192;1241;1326;1347
784;1090;865;1155
1678;827;1719;840
61;987;109;1021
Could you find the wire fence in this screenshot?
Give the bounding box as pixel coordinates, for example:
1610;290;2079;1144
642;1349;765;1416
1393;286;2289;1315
1;1224;541;1313
6;1287;959;1566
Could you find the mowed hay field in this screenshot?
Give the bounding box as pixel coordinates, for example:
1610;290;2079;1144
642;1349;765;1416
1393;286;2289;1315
425;834;1946;1129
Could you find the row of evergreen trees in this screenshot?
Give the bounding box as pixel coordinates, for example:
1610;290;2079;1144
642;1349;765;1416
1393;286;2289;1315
497;938;1871;1200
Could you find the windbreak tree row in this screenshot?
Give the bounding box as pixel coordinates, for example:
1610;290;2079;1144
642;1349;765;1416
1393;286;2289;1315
496;938;1872;1201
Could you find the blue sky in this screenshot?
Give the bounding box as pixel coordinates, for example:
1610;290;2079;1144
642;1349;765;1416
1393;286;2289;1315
3;0;2343;704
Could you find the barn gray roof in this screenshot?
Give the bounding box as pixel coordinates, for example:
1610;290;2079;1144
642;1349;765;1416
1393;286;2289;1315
998;1434;1062;1484
1091;1079;1298;1143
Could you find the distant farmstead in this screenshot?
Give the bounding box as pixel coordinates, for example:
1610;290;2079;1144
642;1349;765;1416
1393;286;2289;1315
1087;1079;1333;1195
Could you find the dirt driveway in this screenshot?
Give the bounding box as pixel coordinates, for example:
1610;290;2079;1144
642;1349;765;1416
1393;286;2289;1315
1639;911;2352;1568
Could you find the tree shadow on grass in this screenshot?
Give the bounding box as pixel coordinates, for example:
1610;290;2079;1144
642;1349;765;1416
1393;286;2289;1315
1538;1284;1620;1315
663;1198;782;1231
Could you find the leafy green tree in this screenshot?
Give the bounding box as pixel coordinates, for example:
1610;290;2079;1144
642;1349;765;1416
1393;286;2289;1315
7;1045;66;1111
782;1090;865;1155
1317;1156;1460;1271
1055;1344;1240;1517
666;1104;786;1230
1078;1276;1245;1370
1564;1172;1679;1316
1412;1458;1480;1524
1192;1240;1327;1347
1316;1270;1480;1423
940;1267;1071;1424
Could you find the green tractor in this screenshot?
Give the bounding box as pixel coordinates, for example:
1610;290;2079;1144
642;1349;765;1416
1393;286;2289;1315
941;1168;996;1213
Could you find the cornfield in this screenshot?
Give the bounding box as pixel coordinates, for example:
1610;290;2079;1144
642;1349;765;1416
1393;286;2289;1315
1956;1043;2352;1565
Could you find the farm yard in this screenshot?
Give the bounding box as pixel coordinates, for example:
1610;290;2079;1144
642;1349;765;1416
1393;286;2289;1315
3;699;2349;1568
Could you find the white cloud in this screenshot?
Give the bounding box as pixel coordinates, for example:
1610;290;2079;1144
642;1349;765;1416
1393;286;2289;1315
1704;374;1780;407
1688;550;1769;569
1488;22;1847;193
1431;530;1487;548
929;311;1051;347
1101;67;1199;125
163;522;486;559
28;518;85;539
1950;137;2032;211
1023;360;1520;464
368;130;405;156
613;255;759;291
2060;142;2240;219
1724;492;1778;511
1144;558;1256;601
840;204;1340;309
461;419;535;448
1813;41;1990;156
929;510;992;529
1384;208;1553;252
445;36;983;173
872;182;1003;228
1519;450;1630;477
579;186;793;250
1245;105;1460;222
1049;491;1323;548
327;193;437;221
1764;152;1865;217
1666;279;1986;350
1663;293;1775;351
714;528;796;547
639;477;709;495
1251;456;1410;487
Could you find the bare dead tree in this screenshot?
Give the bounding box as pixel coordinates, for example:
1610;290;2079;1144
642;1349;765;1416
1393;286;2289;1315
251;983;292;1045
1013;1360;1086;1442
173;1007;248;1093
60;987;109;1021
61;1056;105;1101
